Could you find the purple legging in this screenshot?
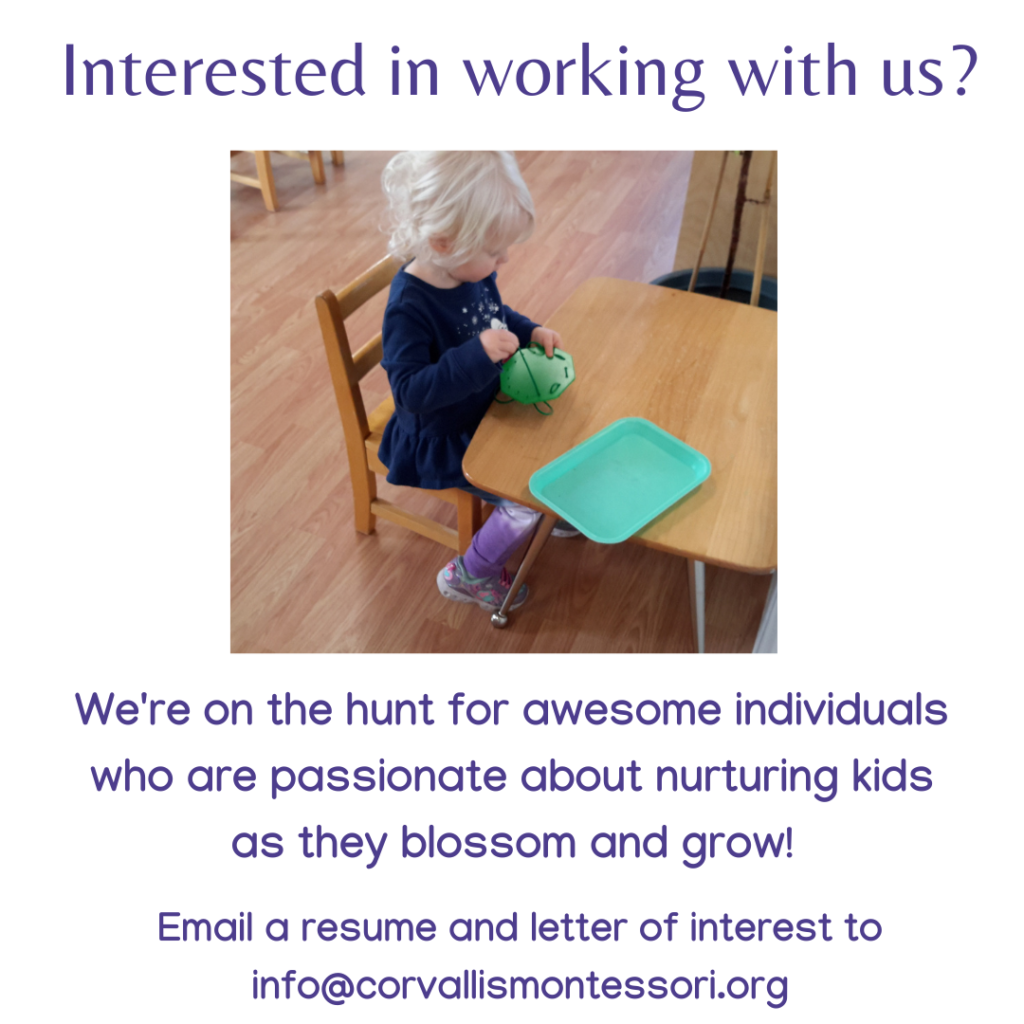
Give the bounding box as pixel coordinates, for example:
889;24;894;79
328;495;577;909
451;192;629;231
462;504;542;579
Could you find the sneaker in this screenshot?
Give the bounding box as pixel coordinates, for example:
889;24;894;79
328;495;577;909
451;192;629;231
437;556;529;611
552;519;581;538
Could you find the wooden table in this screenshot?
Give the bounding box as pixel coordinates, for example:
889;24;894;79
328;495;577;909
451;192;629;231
463;278;777;650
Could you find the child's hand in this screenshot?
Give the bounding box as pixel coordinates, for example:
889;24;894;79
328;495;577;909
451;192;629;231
531;326;563;357
480;328;520;363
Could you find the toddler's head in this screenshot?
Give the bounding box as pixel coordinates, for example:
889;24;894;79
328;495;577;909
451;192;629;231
382;152;534;273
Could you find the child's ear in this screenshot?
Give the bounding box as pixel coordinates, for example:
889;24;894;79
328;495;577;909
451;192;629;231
428;236;451;255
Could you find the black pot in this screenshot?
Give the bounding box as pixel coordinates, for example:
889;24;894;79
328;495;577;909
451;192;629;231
651;268;777;311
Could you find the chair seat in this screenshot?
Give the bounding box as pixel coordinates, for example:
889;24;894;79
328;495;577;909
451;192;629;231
367;395;395;435
366;396;394;476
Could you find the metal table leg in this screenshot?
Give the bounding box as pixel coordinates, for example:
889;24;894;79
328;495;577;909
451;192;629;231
752;571;778;653
687;558;706;653
490;513;558;628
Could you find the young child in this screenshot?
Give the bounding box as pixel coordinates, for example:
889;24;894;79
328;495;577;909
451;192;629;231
378;151;564;612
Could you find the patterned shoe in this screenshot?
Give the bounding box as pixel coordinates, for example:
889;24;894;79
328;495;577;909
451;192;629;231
437;556;529;612
552;519;581;538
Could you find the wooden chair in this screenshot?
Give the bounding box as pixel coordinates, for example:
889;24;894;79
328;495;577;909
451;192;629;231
315;256;483;554
231;151;344;212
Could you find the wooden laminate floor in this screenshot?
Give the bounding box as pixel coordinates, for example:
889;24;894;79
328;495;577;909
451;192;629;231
231;151;773;653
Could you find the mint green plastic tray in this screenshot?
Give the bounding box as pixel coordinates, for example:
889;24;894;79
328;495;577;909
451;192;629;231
529;418;711;544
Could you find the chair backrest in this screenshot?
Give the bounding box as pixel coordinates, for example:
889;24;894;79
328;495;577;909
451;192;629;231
315;256;400;444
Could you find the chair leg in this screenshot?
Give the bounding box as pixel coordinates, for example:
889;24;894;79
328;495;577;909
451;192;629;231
456;491;481;555
351;466;378;535
331;151;345;166
309;150;326;185
253;151;279;212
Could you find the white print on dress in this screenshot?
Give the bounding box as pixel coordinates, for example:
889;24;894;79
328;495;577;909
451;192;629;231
457;293;506;341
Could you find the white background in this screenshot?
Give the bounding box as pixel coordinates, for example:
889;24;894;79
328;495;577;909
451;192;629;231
3;1;1020;1020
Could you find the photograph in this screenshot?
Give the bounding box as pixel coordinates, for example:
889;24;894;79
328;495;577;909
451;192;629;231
231;150;778;653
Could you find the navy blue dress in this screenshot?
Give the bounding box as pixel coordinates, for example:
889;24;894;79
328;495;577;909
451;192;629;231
378;268;538;490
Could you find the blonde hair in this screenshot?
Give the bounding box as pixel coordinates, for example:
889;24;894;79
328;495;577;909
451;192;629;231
382;151;534;269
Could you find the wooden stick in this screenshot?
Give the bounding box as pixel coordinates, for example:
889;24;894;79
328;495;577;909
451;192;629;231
229;172;262;189
689;151;729;292
749;152;777;308
720;150;752;298
308;150;326;185
253;150;279;212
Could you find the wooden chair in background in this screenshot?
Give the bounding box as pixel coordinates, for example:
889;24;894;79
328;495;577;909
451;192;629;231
231;151;344;212
670;150;777;308
315;256;483;554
